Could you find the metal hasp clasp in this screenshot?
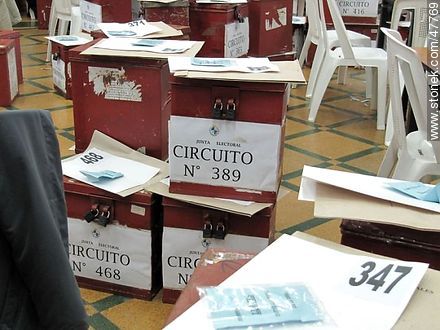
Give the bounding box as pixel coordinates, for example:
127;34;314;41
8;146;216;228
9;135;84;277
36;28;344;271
234;6;245;23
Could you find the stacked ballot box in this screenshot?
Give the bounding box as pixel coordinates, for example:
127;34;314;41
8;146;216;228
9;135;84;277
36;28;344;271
161;197;275;303
247;0;293;58
141;0;190;26
168;75;288;203
79;0;133;33
0;39;18;107
50;36;91;100
64;177;163;300
0;30;22;84
69;40;171;160
341;220;440;270
189;2;250;57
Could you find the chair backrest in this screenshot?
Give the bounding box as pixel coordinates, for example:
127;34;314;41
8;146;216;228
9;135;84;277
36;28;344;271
324;0;355;60
381;28;439;160
390;0;428;47
52;0;73;16
305;0;322;41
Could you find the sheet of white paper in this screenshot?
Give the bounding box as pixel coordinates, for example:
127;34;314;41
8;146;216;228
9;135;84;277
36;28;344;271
165;234;428;330
168;57;279;73
97;20;161;38
92;38;197;54
46;35;92;46
62;147;160;195
298;165;440;213
196;0;247;3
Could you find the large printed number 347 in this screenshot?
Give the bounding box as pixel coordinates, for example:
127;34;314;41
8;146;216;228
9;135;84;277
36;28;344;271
349;261;412;294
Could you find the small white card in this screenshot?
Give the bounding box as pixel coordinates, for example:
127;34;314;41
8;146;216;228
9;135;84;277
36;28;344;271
97;20;161;38
46;35;92;46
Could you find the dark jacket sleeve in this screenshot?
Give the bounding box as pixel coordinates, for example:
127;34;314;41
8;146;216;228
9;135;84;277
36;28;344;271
0;110;88;329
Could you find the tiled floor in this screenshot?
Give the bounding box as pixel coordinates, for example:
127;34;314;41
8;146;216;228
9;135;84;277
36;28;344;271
1;25;386;329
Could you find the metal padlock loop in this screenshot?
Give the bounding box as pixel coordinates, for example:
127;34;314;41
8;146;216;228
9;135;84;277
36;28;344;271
234;7;245;23
52;52;59;61
212;98;223;119
96;210;111;227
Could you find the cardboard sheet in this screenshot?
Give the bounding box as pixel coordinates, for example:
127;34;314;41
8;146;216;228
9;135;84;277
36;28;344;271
81;39;204;59
147;181;290;217
299;166;440;213
313;183;440;232
173;61;306;83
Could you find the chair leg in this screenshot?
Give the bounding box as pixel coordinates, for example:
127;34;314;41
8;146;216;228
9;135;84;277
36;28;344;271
365;67;373;99
384;104;393;146
370;68;378;110
377;139;398;178
298;33;312;68
308;58;337;122
376;65;388;130
337;66;348;85
305;44;325;98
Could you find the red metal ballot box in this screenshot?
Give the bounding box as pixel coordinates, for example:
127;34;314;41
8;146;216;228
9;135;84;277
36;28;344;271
340;220;440;270
50;38;79;99
0;39;18;107
247;0;293;57
37;0;51;29
141;0;189;26
80;0;132;32
161;197;275;303
0;30;23;84
69;40;171;160
168;76;288;203
189;2;249;57
64;177;163;300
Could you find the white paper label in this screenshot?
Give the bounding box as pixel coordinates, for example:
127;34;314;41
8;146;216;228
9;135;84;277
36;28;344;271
131;204;146;216
68;218;152;290
224;17;249;57
80;0;102;32
169;116;282;192
265;7;287;31
52;57;66;93
88;66;142;102
7;48;18;100
162;227;268;290
337;0;379;17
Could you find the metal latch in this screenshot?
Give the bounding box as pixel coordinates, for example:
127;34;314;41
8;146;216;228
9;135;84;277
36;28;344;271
83;201;113;227
52;52;59;61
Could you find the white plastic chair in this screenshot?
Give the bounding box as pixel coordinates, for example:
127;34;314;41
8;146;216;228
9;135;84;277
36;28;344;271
384;0;429;145
298;0;372;98
377;28;440;181
308;0;388;130
46;0;82;61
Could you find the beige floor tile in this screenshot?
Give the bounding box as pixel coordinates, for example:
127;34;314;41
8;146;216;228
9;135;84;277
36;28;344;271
282;146;323;175
285;117;314;136
345;149;386;174
22;65;52;79
288;104;359;126
275;191;314;231
335;118;385;144
51;107;74;129
286;131;372;159
80;288;112;304
306;219;342;244
18;82;46;94
12;91;70;109
103;299;173;330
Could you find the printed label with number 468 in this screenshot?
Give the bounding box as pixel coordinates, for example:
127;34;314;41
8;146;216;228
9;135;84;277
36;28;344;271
80;152;103;164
